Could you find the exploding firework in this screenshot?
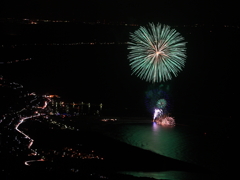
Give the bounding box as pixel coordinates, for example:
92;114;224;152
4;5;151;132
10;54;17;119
145;84;172;115
128;23;187;83
153;112;175;126
156;98;167;109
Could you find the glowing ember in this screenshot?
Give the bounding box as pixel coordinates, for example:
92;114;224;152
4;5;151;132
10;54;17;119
153;108;175;126
153;108;163;120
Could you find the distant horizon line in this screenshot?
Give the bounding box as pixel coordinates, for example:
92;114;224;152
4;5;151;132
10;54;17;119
1;17;240;27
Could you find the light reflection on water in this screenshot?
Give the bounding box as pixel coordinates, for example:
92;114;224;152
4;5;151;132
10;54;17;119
97;120;229;180
110;122;199;165
122;171;211;180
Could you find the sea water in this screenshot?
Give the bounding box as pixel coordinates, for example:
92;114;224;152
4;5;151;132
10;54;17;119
95;119;231;180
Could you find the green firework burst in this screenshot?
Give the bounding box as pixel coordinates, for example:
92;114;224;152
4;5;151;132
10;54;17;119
128;23;187;83
156;98;167;109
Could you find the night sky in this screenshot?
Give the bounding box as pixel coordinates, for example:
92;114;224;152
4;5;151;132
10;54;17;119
1;0;239;24
0;0;239;118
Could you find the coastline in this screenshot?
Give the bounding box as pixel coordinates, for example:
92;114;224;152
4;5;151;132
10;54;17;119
1;116;219;180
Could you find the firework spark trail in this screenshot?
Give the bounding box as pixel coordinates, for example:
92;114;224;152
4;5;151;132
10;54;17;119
128;23;187;83
153;108;163;120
